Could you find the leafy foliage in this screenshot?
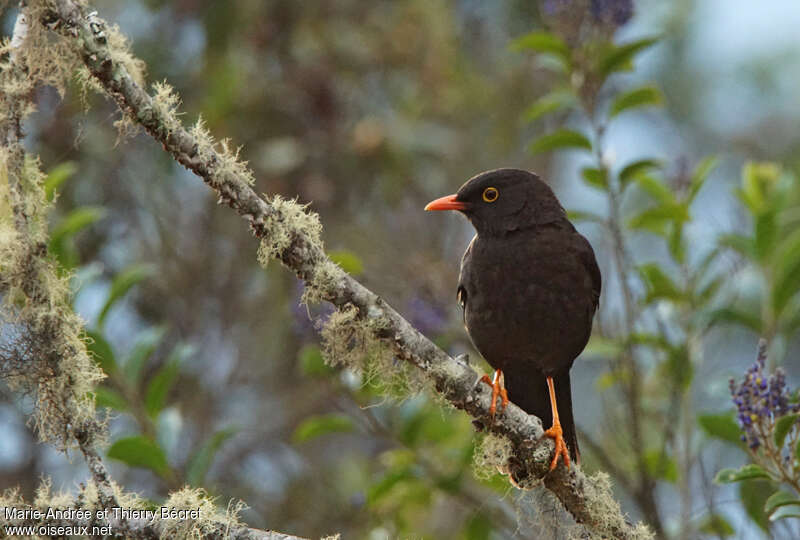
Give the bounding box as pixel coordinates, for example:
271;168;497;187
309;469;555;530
514;11;800;538
293;413;356;443
528;129;592;154
108;435;170;477
9;1;800;539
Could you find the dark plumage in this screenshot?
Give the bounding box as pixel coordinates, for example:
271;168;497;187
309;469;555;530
426;168;601;469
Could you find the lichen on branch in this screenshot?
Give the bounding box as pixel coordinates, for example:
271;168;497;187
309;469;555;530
30;0;652;537
0;4;104;451
2;481;293;540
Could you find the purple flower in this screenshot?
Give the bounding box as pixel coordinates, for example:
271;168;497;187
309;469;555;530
542;0;633;27
590;0;633;26
542;0;568;16
407;296;448;336
730;340;800;450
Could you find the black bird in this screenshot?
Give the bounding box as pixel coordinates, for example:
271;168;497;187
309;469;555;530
425;168;601;470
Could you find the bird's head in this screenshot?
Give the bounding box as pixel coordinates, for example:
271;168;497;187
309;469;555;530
424;168;567;236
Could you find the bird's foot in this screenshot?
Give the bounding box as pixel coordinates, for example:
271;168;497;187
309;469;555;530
543;422;570;471
479;370;508;418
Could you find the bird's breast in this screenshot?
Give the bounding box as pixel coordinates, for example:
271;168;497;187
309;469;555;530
459;230;595;375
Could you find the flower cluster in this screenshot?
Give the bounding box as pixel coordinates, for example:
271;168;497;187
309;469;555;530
542;0;633;27
590;0;634;26
730;341;800;450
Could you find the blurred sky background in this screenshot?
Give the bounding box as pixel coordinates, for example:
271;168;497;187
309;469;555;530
3;0;800;538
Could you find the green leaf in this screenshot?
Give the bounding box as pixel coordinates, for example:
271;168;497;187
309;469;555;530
618;159;662;187
718;233;756;260
772;271;800;318
638;263;682;303
581;167;608;190
740;480;774;532
380;448;416;470
628;208;668;234
186;428;238;486
698;513;735;537
770;505;800;521
329;250;364;276
107;436;169;476
124;327;166;385
643;449;677;483
698;412;742;445
628;205;689;234
144;359;180;418
523;90;575;123
598;37;659;77
714;464;771;484
292;413;355;443
664;346;693;390
85;330;116;375
49;207;107;268
796;433;800;461
566;210;605;223
754;211;777;262
609;85;663;118
529;129;591;155
765;490;800;517
697;277;723;305
689;156;718;201
464;512;492;540
668;222;686;264
632;174;676;206
97;264;155;327
93;387;128;411
44;161;77;201
706;307;762;333
299;345;334;377
773;414;799;448
367;468;413;505
739;161;781;215
771;229;800;315
510;31;570;63
49;207;107;247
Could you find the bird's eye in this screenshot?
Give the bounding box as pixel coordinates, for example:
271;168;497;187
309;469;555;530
482;187;499;203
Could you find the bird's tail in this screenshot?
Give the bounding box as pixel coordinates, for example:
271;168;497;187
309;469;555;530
505;367;579;464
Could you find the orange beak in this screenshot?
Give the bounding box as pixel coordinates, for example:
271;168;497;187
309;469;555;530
424;193;467;211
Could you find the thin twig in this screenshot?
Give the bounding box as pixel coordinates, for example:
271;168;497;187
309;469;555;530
585;115;664;537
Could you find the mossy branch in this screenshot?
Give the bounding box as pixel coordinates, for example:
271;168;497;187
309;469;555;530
1;3;120;518
2;483;309;540
0;4;324;540
35;0;652;537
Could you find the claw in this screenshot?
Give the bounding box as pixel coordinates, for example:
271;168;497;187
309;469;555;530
543;376;571;471
480;370;508;418
544;421;570;471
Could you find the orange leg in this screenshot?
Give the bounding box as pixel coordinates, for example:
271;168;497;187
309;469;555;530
543;376;570;471
479;369;509;418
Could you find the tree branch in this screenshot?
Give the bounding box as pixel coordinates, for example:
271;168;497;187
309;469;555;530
37;0;651;537
2;0;120;513
0;4;318;540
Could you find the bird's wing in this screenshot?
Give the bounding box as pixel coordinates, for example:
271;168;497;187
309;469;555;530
577;233;602;312
456;235;476;321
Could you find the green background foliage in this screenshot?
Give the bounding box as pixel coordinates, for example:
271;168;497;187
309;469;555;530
3;0;800;538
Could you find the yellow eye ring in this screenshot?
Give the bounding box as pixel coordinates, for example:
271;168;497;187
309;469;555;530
482;187;499;203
